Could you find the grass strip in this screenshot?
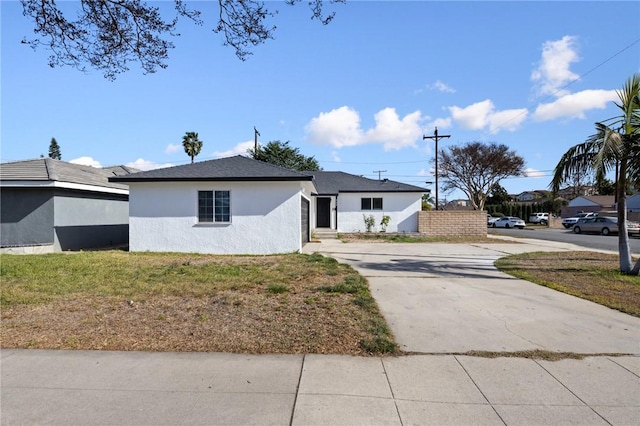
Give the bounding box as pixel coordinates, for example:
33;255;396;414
495;251;640;317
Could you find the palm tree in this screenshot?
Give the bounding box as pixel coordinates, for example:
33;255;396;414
182;131;203;163
551;73;640;275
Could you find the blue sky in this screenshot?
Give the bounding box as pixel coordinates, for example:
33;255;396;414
2;1;639;200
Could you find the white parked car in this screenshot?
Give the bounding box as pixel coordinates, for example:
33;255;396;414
529;212;549;225
562;212;597;229
491;216;526;229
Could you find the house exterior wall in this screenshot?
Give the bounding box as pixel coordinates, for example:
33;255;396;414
0;187;54;247
128;181;307;254
335;192;421;233
53;189;129;250
418;210;487;237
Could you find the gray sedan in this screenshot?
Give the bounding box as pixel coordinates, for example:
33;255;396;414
572;217;640;236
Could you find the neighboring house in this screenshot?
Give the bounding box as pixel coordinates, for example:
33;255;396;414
110;156;316;255
442;199;473;211
109;156;426;255
557;185;595;200
515;190;551;202
306;171;425;233
627;194;640;222
1;158;136;252
561;195;616;218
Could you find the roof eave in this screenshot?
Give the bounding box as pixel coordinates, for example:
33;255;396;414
109;176;315;183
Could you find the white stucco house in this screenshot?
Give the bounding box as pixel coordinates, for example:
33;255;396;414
110;156;425;254
306;171;425;234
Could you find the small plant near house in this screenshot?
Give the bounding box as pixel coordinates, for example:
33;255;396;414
380;215;391;232
363;214;376;232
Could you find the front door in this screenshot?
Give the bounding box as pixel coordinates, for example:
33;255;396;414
316;197;331;228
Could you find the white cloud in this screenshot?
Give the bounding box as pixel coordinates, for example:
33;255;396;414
429;80;456;93
533;89;617;121
70;156;102;168
429;117;452;130
417;168;434;177
448;100;528;134
522;168;546;178
165;143;181;154
331;151;342;162
365;108;423;151
212;140;254;158
125;158;174;171
305;106;364;148
305;106;424;151
531;35;580;97
449;100;494;130
487;108;529;134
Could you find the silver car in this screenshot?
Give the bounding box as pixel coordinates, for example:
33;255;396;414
573;217;640;236
492;216;526;229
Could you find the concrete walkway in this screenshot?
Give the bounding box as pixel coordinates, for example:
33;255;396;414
2;237;639;425
304;237;640;355
2;349;639;425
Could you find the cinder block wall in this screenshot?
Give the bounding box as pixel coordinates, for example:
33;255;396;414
418;210;487;237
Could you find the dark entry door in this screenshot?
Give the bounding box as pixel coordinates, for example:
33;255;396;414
316;197;331;228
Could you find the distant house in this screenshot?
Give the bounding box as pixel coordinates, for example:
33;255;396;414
561;195;616;218
0;158;136;252
110;156;425;255
515;190;550;202
557;185;594;200
627;194;640;221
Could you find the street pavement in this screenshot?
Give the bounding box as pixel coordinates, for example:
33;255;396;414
2;236;639;425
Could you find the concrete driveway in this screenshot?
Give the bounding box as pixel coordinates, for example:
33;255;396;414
304;238;640;355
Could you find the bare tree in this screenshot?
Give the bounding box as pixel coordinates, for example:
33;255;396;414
437;142;525;211
20;0;344;80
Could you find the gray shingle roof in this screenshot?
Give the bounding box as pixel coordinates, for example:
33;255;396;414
307;171;426;195
0;158;136;191
110;155;314;182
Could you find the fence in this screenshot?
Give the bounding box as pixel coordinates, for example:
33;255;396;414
418;210;487;237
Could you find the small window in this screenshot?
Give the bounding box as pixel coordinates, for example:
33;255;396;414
198;190;231;223
361;197;383;210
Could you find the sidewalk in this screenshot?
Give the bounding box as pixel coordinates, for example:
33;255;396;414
2;238;639;425
1;349;638;425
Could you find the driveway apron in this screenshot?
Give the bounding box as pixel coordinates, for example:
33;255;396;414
304;240;640;354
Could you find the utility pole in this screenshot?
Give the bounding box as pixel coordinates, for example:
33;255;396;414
423;127;450;210
254;127;261;153
373;170;387;181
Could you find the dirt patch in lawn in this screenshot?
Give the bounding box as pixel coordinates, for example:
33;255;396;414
0;251;396;355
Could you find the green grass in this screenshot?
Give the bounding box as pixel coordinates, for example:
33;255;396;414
1;251;398;355
495;251;640;316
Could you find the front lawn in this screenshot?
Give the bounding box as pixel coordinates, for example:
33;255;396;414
495;251;640;316
0;251;397;355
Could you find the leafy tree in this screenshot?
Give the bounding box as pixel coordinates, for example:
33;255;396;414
486;183;512;205
594;177;616;196
20;0;344;80
48;137;61;160
249;140;322;171
182;131;203;164
437;142;525;211
551;73;640;275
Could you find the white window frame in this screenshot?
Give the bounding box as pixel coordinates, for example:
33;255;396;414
361;197;383;211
